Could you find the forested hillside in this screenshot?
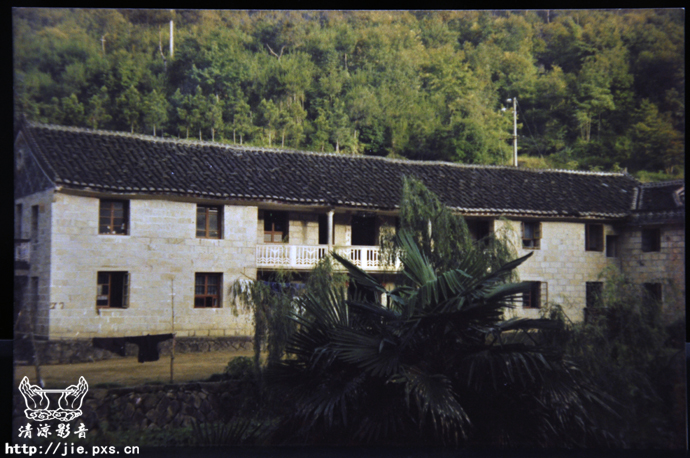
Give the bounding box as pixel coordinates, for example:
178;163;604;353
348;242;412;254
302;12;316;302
13;9;684;180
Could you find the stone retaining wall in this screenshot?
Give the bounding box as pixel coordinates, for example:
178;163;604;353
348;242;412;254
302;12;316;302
15;336;253;365
14;381;243;435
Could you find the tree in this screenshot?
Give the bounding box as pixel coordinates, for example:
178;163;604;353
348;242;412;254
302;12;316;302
116;85;141;133
86;86;112;130
143;89;169;136
265;230;616;446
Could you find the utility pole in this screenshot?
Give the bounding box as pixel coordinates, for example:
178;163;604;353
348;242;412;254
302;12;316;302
507;98;518;167
169;11;174;58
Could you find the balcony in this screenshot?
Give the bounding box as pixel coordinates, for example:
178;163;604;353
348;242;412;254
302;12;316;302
15;239;31;270
256;244;400;272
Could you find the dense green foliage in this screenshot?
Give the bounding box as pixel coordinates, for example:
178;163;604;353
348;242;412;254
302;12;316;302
264;231;616;446
13;9;684;179
545;267;686;448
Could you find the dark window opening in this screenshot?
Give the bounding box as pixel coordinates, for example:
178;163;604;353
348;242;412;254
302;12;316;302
97;272;129;308
522;222;541;249
641;228;661;252
606;235;618;258
468;219;492;245
586;224;604;252
318;214;335;245
99;200;129;235
195;273;222;308
586;282;603;308
31;205;39;240
16;204;23;237
264;211;288;243
523;281;545;309
643;283;662;303
197;205;222;238
351;215;377;246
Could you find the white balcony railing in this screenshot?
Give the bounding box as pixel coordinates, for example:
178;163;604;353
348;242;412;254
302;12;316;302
256;244;400;271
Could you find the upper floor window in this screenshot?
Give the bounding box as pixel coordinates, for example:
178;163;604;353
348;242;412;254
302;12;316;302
585;224;604;252
15;204;23;238
523;281;546;309
196;205;222;238
521;221;541;249
351;214;377;246
195;273;222;308
264;210;288;243
99;200;129;235
641;228;660;252
606;235;619;258
468;219;493;246
31;205;39;241
97;271;129;308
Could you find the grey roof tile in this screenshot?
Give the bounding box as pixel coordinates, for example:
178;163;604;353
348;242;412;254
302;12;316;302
21;122;648;218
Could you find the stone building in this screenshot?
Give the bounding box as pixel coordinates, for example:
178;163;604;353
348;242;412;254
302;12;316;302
13;121;685;359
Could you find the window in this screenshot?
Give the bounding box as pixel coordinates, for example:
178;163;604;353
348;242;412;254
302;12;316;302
351;215;377;246
264;211;288;243
99;200;129;235
586;282;603;309
585;224;604;251
641;228;661;252
468;220;492;245
196;205;222;238
195;273;222;308
318;214;334;245
522;222;541;249
643;283;662;303
31;205;39;240
15;204;23;238
96;272;129;308
606;235;619;258
523;281;546;309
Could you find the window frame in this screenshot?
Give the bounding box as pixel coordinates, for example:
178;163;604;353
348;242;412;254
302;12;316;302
196;205;223;239
606;235;619;258
31;205;39;241
641;228;661;252
643;282;662;303
585;224;604;252
523;281;546;309
99;199;129;235
194;273;222;308
521;221;541;250
264;210;289;243
96;271;129;309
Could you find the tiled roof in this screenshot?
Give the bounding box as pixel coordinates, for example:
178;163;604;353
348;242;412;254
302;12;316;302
629;180;685;225
20;122;643;218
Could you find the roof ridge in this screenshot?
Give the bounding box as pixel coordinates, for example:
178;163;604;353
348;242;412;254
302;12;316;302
638;179;685;188
25;121;634;179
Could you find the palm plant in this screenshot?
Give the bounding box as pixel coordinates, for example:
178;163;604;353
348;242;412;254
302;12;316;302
265;230;617;447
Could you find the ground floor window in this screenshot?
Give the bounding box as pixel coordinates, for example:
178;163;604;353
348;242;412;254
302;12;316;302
97;272;129;308
643;282;662;303
523;281;546;309
195;273;222;308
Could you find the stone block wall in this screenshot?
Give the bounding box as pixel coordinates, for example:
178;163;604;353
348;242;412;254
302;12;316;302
496;219;618;321
43;193;258;339
15;189;55;338
618;224;685;322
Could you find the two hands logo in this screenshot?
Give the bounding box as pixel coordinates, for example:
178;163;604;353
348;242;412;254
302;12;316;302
19;376;89;422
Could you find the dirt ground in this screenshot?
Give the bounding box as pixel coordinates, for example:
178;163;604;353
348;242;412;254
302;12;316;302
14;349;254;388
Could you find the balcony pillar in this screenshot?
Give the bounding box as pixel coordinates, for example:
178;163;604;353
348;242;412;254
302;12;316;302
327;209;334;248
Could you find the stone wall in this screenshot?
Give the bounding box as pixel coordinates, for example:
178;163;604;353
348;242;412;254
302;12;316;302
496;219;619;322
15;336;253;365
13;381;244;435
618;223;685;322
41;193;258;339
